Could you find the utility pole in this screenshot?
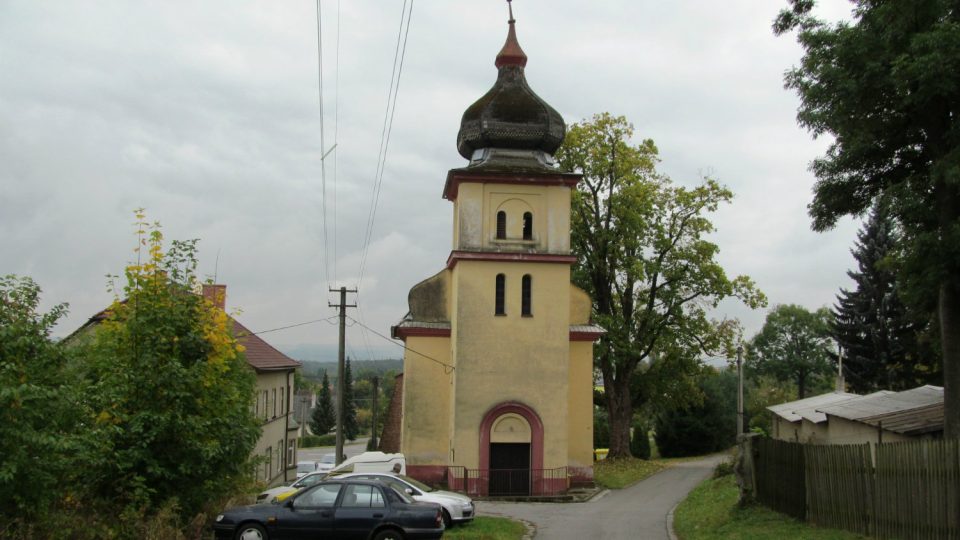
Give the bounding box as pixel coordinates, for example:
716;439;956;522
736;344;744;436
330;286;357;466
836;343;845;392
371;376;379;450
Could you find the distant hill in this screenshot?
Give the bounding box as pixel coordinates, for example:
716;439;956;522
299;358;403;381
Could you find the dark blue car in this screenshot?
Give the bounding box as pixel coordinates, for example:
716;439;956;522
213;478;444;540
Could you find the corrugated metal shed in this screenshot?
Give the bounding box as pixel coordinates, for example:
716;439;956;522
817;385;944;435
767;391;860;423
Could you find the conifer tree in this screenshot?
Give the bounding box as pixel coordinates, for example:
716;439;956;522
311;371;335;435
832;204;941;392
342;359;360;440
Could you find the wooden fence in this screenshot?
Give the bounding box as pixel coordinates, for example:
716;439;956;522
752;438;960;539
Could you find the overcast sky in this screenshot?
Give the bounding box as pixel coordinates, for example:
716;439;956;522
1;0;859;362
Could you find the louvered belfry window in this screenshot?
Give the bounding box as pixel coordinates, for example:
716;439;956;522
496;211;507;239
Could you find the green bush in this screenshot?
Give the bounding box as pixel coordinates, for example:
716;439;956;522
655;369;737;457
630;420;651;460
593;408;610;449
299;434;336;448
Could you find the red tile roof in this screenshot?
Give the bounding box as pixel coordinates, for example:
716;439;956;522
232;318;301;372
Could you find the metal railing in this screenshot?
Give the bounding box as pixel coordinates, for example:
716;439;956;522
446;466;571;497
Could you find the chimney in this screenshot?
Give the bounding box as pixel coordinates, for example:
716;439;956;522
202;284;226;310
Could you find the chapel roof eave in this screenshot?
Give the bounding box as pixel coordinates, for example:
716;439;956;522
443;165;581;201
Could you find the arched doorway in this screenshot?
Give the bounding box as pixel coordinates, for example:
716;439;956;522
479;402;544;496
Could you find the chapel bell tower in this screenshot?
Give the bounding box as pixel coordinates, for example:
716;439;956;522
391;1;601;495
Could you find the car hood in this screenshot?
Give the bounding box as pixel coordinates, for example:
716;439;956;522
417;490;473;505
257;486;296;501
220;503;278;520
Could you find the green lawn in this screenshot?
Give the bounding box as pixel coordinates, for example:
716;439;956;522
443;516;528;540
673;475;866;540
593;456;669;489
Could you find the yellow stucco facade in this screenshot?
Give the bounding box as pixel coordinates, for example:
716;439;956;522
394;174;601;493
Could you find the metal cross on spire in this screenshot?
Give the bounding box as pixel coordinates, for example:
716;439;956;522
507;0;515;23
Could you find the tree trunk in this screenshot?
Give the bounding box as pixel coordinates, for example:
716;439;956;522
940;280;960;439
605;375;634;458
938;178;960;439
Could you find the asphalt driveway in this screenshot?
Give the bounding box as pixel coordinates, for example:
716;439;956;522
477;453;727;540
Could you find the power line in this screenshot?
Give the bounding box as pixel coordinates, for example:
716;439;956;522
316;0;332;290
235;316;339;338
346;315;454;374
357;0;414;289
332;0;341;286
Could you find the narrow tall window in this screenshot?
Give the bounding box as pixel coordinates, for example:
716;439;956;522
523;212;533;240
495;274;506;315
521;274;532;316
496;211;507;239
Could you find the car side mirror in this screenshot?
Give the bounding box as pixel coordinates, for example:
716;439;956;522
405;488;414;495
284;499;295;509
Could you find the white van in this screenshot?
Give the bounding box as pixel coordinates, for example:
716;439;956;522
327;451;406;476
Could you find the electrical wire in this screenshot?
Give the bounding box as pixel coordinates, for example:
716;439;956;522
346;315;454;374
235;316;339;338
316;0;332;290
356;0;414;289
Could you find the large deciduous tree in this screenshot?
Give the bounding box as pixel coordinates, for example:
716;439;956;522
831;203;941;392
557;113;766;458
747;304;834;399
77;212;260;517
775;0;960;437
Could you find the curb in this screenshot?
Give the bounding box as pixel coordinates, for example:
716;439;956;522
666;501;680;540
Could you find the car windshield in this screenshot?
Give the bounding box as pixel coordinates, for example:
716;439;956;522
297;463;315;473
295;473;324;488
396;474;433;493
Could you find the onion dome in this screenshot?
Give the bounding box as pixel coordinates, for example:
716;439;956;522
456;5;566;162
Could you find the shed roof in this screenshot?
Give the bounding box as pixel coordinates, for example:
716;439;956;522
767;391;860;423
817;385;943;435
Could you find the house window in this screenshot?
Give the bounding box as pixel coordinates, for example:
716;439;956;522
263;390;269;421
265;447;272;481
288;440;296;468
272;388;277;418
496;211;506;239
280;388;284;416
523;212;533;240
495;274;506;315
277;441;283;474
521;274;532;316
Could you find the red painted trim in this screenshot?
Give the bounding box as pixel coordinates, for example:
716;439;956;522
443;171;581;201
446;251;576;269
405;465;448;487
391;326;451;340
478;401;544;477
569;330;604;342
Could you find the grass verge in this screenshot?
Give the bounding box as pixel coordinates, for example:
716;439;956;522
593;457;668;489
443;516;528;540
673;474;866;540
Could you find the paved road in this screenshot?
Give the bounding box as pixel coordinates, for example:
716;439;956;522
478;454;727;540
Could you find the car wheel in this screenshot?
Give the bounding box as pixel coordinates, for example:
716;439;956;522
372;528;405;540
235;522;268;540
441;509;452;528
